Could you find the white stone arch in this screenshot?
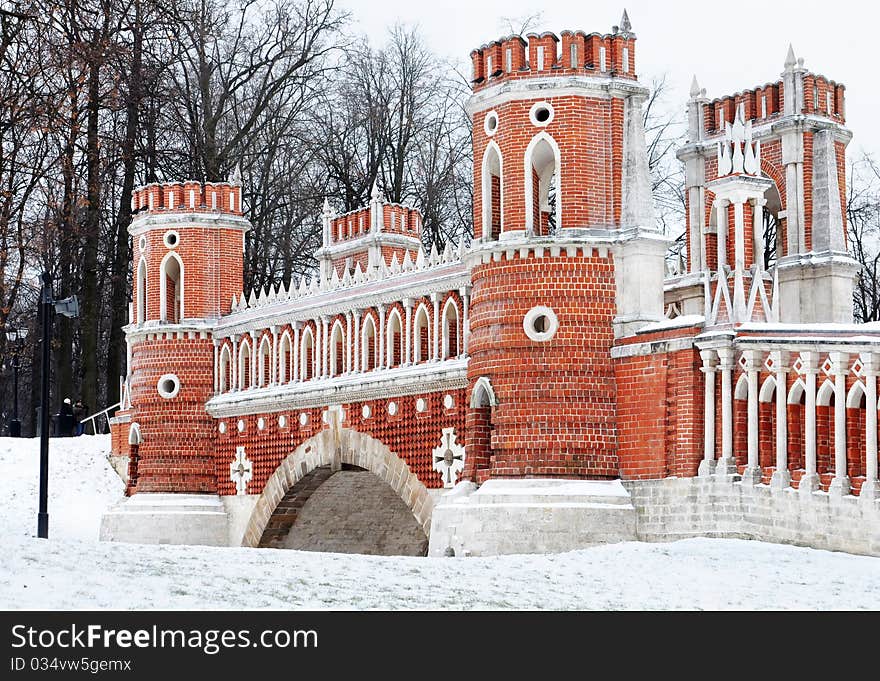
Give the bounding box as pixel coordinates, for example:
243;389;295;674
816;379;835;407
300;326;315;381
524;131;562;235
159;251;184;323
470;376;498;408
734;373;748;400
278;330;292;383
218;344;232;393
386;308;403;368
413;303;431;363
361;313;377;371
329;319;346;376
257;335;272;387
128;422;142;445
758;375;777;403
136;257;147;324
788;378;806;405
240;428;434;547
441;297;460;360
481;140;504;239
846;380;866;409
238;337;252;390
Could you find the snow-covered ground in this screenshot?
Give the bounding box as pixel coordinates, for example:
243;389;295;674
2;435;880;610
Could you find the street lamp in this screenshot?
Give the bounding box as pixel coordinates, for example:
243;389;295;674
36;271;79;539
5;327;28;437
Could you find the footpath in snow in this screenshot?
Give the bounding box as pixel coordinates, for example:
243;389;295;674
1;435;879;610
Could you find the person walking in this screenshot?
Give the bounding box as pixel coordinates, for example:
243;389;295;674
72;400;85;436
59;398;74;437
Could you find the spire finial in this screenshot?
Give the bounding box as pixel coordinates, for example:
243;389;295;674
620;9;632;33
784;44;796;69
322;197;331;215
371;179;381;201
229;163;242;186
689;75;701;99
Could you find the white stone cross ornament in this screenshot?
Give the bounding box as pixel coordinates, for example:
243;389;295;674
230;446;253;495
432;427;466;488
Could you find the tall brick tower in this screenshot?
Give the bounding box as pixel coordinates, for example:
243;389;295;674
463;13;666;482
102;180;249;545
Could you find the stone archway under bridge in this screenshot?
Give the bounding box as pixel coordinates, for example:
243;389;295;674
241;427;435;556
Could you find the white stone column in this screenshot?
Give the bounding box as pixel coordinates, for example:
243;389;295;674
353;309;361;373
742;349;763;485
345;311;353;373
230;335;238;391
312;319;321;379
431;293;440;362
860;352;880;503
699;349;718;477
770;351;791;489
292;324;300;383
716;346;737;476
716;199;729;270
403;299;413;365
321;316;330;378
250;331;258;388
800;351;821;495
213;341;219;394
829;351;851;496
270;326;278;386
460;286;471;357
377;305;386;369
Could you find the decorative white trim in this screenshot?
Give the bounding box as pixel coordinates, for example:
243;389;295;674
483;110;499;136
278;414;287;428
443;393;454;409
237;419;245;433
157;373;180;399
523;305;559;342
230;446;253;495
138;235;147;251
158;251;184;322
523;131;562;234
416;397;427;413
388;401;398;416
257;416;265;430
432;427;466;488
218;421;227;434
128;422;142;445
299;412;309;426
481;140;504;238
163;230;180;249
362;404;372;419
470;375;497;408
529;101;554;127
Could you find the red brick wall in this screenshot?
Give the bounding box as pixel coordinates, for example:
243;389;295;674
468;249;618;478
214;388;468;496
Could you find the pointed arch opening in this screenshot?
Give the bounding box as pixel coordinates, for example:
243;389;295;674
279;331;292;384
258;335;272;387
524;132;561;236
481;141;503;240
442;298;460;360
329;321;345;377
362;314;377;372
413;304;431;364
219;345;232;393
136;257;147;324
238;339;252;390
386;309;403;369
159;252;184;323
300;327;315;381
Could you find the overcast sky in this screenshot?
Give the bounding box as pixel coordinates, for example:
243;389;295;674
341;0;880;159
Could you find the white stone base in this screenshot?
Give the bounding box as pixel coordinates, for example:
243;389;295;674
427;478;638;557
100;493;229;546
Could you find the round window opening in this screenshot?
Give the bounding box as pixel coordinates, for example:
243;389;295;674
163;230;180;249
484;111;499;136
529;101;555;127
157;373;180;399
523;306;559;342
138;235;147;251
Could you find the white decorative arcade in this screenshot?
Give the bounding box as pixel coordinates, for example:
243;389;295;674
698;330;880;502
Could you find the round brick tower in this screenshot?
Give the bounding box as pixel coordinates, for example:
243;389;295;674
125;181;248;495
463;20;667;482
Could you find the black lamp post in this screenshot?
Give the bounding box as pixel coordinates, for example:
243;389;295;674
36;271;79;539
5;327;28;437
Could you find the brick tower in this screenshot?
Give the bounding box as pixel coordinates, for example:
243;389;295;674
463;14;666;482
102;180;249;544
